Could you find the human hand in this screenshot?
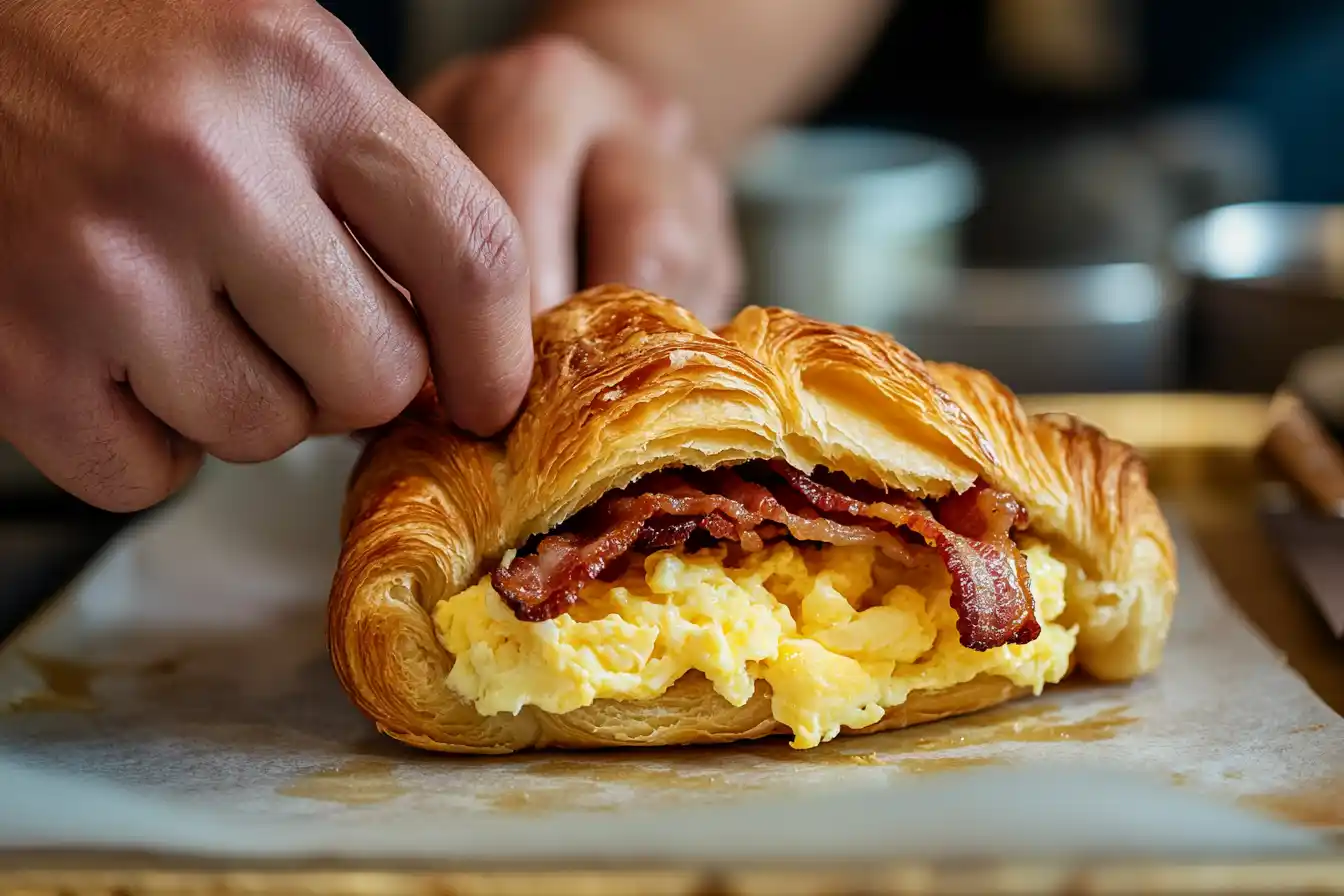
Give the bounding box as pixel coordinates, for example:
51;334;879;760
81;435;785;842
0;0;534;512
413;36;740;325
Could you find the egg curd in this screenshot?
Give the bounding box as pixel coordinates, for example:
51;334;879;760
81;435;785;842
433;540;1077;749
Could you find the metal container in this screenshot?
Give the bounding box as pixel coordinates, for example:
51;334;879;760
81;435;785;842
1175;203;1344;393
734;128;978;332
890;263;1181;394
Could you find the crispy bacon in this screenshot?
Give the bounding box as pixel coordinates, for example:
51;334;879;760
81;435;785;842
763;466;1039;650
934;482;1027;542
493;524;645;622
489;461;1041;650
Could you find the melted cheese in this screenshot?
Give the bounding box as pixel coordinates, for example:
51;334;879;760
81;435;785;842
433;541;1077;749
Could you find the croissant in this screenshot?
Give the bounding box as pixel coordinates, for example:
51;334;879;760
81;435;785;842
329;285;1176;754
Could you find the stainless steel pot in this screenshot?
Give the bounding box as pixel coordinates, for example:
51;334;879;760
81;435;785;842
1175;203;1344;392
890;263;1181;394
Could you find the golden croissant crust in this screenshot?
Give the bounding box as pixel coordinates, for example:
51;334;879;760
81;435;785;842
329;285;1176;753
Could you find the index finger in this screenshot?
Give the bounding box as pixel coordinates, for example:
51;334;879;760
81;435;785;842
324;96;533;437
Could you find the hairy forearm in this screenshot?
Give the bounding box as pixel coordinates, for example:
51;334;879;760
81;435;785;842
527;0;897;161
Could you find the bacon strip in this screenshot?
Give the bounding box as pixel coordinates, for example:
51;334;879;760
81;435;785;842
490;462;1040;650
493;471;914;621
767;464;1039;651
493;524;643;622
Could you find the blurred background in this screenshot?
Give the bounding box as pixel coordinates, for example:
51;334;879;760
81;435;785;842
730;0;1344;399
4;0;1344;605
325;0;1344;399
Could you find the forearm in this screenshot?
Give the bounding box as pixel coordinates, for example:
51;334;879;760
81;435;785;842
527;0;896;162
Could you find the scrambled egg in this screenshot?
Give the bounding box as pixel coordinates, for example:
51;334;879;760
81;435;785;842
433;541;1077;749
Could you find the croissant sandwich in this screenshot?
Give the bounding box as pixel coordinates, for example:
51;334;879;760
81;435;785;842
329;286;1176;753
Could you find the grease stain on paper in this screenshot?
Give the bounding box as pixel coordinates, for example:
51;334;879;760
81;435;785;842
1290;724;1327;735
640;702;1134;769
518;759;766;800
898;702;1138;752
521;758;737;788
672;702;1133;761
478;768;748;814
1166;769;1251;789
1238;780;1344;829
279;701;1139;814
4;652;184;713
889;756;1008;776
5;653;98;712
486;788;618;814
277;758;408;806
472;702;1135;813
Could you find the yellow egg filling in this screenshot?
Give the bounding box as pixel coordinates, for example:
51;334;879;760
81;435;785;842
432;540;1077;749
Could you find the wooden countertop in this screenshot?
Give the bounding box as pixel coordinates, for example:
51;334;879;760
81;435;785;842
3;393;1341;896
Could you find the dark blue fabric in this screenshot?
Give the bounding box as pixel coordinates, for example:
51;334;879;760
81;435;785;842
317;1;1344;200
812;0;1344;202
1141;1;1344;201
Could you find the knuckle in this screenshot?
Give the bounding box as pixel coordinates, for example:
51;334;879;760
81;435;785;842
327;324;427;430
329;382;417;432
212;419;308;465
127;93;237;200
363;328;427;422
73;447;152;511
232;0;355;93
211;380;310;464
82;458;179;513
65;401;180;513
456;188;527;300
194;330;310;462
67;217;160;326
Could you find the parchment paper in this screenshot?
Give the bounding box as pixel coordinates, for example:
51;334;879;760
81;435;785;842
0;438;1340;865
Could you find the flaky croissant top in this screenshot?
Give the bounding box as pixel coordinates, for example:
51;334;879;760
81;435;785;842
330;285;1176;752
